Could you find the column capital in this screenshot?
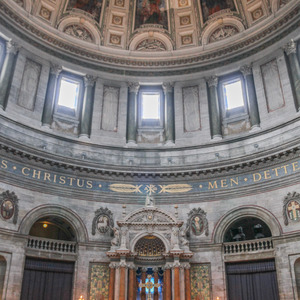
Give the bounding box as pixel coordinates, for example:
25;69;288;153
128;82;140;93
109;262;118;269
284;39;297;55
183;263;190;269
141;266;148;272
162;82;174;93
118;261;128;268
206;76;218;87
84;75;97;87
240;64;253;76
50;64;62;76
164;263;173;270
127;263;137;270
6;41;19;54
172;261;181;268
153;267;159;273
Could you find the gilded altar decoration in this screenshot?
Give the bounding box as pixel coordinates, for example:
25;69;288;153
0;191;19;224
135;0;168;29
187;207;209;236
92;207;114;235
283;192;300;225
190;264;211;300
88;263;109;300
67;0;103;20
200;0;236;22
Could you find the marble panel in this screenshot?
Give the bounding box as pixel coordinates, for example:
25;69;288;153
261;59;285;112
183;86;201;132
17;59;41;111
101;86;119;131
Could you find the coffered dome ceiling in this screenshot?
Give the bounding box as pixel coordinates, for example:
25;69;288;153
0;0;298;74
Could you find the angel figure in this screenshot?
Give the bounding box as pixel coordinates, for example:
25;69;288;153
111;227;120;246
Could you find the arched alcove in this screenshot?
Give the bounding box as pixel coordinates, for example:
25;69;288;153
19;205;88;243
29;216;76;241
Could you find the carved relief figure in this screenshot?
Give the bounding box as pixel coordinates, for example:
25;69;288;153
97;215;110;233
191;216;204;235
67;0;103;20
111;227;120;246
135;0;168;29
200;0;236;22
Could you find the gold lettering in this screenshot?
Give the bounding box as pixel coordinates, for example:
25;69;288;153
1;160;7;169
221;179;228;188
59;176;66;184
253;173;262;182
292;162;300;172
22;167;30;176
77;179;85;188
281;164;289;174
67;177;76;186
32;169;41;179
86;181;93;189
44;173;51;182
208;181;218;189
272;167;280;177
53;174;57;183
264;170;271;180
230;177;239;186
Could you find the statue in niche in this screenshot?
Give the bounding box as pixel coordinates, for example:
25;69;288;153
135;0;168;29
67;0;103;20
145;194;155;207
111;227;120;246
200;0;236;22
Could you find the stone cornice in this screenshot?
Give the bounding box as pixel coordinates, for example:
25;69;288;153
0;1;299;76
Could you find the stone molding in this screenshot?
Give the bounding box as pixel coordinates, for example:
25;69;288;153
84;75;97;87
240;64;253;76
206;76;218;87
128;82;140;93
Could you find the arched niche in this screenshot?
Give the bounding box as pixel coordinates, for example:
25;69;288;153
19;205;88;243
29;216;76;241
129;32;174;51
0;256;6;300
213;206;282;243
201;17;245;45
58;16;101;45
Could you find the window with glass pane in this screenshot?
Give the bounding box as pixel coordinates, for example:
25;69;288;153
141;93;160;120
223;79;244;110
57;78;80;109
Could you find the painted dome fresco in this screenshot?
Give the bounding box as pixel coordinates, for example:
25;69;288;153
0;0;298;75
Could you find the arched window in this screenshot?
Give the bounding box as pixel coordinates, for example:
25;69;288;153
0;256;6;300
223;217;272;243
294;258;300;299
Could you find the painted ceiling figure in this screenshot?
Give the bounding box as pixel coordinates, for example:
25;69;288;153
201;0;235;22
68;0;102;19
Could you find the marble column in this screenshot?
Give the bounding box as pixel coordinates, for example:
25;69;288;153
173;262;181;300
108;263;116;300
153;267;159;300
164;264;172;300
114;265;120;300
127;82;139;144
141;267;147;300
240;65;260;129
119;262;127;300
0;41;18;110
180;265;185;300
284;39;300;111
41;64;62;127
80;75;96;138
163;82;175;144
128;265;136;300
184;264;191;300
207;76;222;139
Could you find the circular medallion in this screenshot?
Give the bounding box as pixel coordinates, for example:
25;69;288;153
1;199;14;220
96;215;110;233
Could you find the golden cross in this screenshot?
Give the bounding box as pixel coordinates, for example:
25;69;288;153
139;275;161;300
288;201;300;220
